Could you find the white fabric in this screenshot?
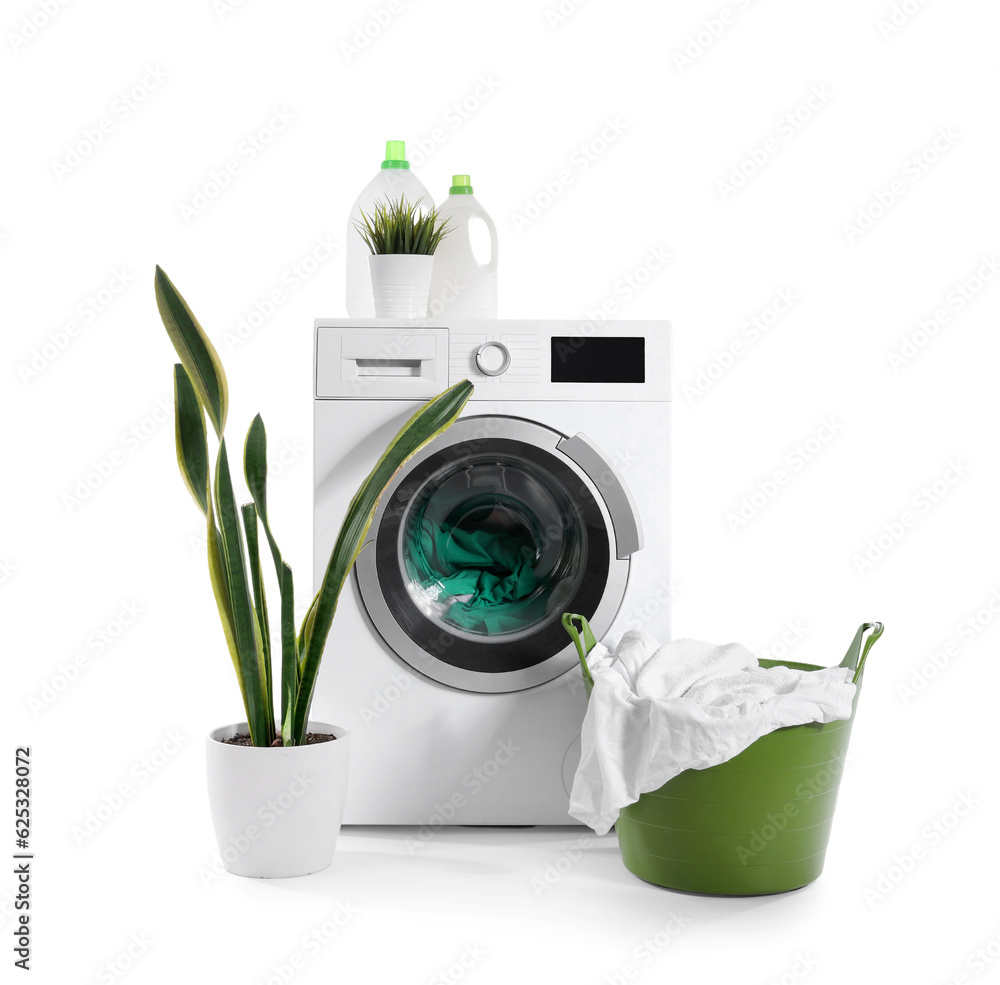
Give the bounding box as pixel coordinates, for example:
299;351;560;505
569;631;856;835
635;638;757;699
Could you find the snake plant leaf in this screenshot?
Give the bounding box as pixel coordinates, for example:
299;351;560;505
173;364;209;515
242;503;273;729
206;514;248;711
155;266;228;439
243;415;269;512
244;415;281;567
279;561;298;726
296;593;318;662
243;415;299;728
281;683;296;746
291;378;473;744
214;439;272;745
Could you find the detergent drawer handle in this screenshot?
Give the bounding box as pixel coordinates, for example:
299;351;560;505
557;432;643;559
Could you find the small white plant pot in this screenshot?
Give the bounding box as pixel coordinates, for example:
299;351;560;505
368;253;434;318
205;721;350;878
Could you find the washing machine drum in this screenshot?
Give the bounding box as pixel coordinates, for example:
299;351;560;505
355;416;641;693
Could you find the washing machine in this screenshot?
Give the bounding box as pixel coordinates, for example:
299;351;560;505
312;318;670;824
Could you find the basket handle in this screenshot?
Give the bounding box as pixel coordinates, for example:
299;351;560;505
563;616;884;690
561;613;596;694
839;621;884;684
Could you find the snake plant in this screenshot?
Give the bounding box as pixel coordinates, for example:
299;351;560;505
154;266;473;746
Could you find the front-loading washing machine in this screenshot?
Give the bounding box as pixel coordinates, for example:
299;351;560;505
312;319;670;824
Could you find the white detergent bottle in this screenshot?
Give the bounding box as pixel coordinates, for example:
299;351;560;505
346;140;432;318
429;174;498;318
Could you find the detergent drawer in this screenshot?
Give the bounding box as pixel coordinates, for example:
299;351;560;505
315;322;449;399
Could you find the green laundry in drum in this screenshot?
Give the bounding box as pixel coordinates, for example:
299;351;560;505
412;507;546;634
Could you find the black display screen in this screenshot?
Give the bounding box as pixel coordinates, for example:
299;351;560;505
550;337;645;383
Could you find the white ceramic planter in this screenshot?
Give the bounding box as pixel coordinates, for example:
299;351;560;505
368;253;434;318
205;721;349;878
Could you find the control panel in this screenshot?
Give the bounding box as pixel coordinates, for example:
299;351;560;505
315;319;670;402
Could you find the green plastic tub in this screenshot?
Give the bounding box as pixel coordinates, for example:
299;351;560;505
562;615;883;895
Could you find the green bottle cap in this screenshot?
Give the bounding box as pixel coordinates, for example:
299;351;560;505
449;174;474;195
381;140;410;170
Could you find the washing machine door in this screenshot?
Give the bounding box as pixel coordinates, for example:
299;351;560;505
354;415;642;692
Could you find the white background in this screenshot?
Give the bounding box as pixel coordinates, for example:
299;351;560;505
4;0;1000;982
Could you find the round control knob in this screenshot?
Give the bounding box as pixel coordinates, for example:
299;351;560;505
474;341;511;377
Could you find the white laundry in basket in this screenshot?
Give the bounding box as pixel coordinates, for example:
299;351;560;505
570;631;856;835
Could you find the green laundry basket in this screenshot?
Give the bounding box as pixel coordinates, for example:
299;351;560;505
562;614;884;896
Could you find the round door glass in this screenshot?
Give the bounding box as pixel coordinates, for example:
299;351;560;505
401;457;584;639
370;436;611;675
